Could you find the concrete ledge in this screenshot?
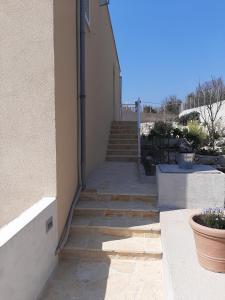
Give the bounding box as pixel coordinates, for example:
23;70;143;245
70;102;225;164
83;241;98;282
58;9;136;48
0;197;56;246
160;209;225;300
0;197;58;300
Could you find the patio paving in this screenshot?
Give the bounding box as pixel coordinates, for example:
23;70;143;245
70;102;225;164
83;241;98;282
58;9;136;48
86;162;157;196
40;258;163;300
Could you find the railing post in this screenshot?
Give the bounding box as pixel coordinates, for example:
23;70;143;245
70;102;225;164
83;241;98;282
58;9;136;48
136;98;141;163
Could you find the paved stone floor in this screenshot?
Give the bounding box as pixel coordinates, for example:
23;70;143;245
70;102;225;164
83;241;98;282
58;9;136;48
86;162;157;196
40;258;163;300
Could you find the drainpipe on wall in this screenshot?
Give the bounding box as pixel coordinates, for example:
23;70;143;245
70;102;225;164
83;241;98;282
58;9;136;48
80;0;86;189
55;0;86;255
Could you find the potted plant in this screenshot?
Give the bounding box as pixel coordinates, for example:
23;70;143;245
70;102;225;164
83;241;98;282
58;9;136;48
190;208;225;273
176;138;195;169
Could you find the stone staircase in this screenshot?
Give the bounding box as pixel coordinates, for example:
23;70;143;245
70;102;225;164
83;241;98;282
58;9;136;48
61;190;162;261
106;121;138;162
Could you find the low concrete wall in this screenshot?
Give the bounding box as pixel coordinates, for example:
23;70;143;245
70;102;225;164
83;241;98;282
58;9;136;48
157;165;225;209
0;197;58;300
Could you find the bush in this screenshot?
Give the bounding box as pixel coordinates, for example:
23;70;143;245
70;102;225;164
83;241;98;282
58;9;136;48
172;127;184;138
179;111;200;125
152;121;173;136
184;121;208;150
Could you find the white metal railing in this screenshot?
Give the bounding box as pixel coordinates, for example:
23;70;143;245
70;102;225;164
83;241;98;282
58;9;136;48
120;103;136;120
136;98;141;162
120;99;142;162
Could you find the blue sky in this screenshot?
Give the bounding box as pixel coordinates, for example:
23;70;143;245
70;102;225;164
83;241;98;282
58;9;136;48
109;0;225;105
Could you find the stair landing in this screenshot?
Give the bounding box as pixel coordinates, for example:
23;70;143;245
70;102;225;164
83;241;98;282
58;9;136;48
40;259;163;300
86;161;157;196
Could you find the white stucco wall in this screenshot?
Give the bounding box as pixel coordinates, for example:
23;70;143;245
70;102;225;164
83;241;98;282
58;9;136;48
179;100;225;126
0;197;58;300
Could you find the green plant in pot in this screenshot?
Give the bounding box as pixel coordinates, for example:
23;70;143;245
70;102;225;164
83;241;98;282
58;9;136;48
190;208;225;273
176;138;195;169
185;121;208;151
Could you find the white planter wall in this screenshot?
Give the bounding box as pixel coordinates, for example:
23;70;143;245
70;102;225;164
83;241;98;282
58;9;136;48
0;197;58;300
179;100;225;127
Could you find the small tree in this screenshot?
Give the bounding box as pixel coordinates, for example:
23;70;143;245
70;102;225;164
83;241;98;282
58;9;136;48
161;96;182;115
198;78;224;151
143;105;157;113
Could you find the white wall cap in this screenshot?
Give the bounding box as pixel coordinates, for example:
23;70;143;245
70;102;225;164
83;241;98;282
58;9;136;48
0;197;56;247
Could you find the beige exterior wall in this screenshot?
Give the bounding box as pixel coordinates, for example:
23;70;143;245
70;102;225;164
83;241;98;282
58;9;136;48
0;0;120;237
0;1;56;227
85;1;121;176
53;0;79;237
0;1;79;238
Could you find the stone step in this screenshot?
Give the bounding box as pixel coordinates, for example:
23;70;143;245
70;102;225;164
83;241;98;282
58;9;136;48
112;121;137;126
106;155;137;162
110;129;137;135
76;198;158;210
74;207;159;218
109;134;137;140
108;144;138;150
80;190;157;202
111;125;137;131
107;150;138;156
75;202;159;217
70;225;160;238
108;139;137;145
71;215;160;237
61;232;162;260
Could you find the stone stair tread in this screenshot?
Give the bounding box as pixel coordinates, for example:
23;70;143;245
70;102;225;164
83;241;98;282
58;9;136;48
74;208;159;218
76;199;158;211
106;154;137;158
107;150;138;154
108;140;138;144
107;148;138;151
112;121;137;125
65;232;162;254
108;145;138;149
110;130;137;133
72;215;160;231
109;135;137;139
80;191;157;201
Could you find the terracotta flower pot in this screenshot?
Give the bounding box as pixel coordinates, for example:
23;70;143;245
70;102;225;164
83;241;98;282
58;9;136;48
190;214;225;273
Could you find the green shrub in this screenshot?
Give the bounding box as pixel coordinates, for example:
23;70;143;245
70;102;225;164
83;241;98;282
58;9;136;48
179;111;200;125
172;127;184;138
185;121;208;150
153;121;173;136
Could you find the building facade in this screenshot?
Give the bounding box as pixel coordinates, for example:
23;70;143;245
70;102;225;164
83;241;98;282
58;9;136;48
0;1;121;299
